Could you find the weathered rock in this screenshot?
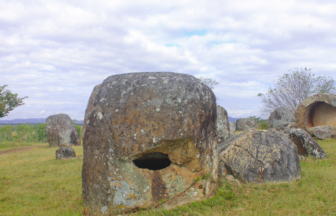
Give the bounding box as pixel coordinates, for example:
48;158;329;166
269;106;295;129
296;93;336;139
218;129;301;183
217;105;230;143
46;114;81;147
82;72;218;215
229;122;236;136
83;84;101;136
312;126;336;140
55;145;76;160
288;128;327;158
236;118;257;131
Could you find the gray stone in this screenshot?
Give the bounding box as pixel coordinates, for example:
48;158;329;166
46;113;81;147
229;122;236;136
236;118;257;131
56;145;76;160
312;126;336;140
218;128;301;183
288;128;327;158
82;72;218;215
269;106;295;129
217;105;230;143
83;84;101;136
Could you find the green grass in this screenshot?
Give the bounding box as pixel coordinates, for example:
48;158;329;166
0;145;83;216
0;139;336;215
0;140;47;151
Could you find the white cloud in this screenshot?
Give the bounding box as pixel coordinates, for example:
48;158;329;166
1;0;335;120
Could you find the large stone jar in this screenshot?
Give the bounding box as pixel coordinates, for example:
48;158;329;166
82;72;218;215
217;105;230;143
296;93;336;139
46;113;81;147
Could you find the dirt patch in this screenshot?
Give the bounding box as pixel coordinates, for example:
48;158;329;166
0;145;45;156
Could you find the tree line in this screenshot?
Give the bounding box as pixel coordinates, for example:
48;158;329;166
0;123;47;142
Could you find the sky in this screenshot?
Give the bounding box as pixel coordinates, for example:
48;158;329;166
1;0;336;120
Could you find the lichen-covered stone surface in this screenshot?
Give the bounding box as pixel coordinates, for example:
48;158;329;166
46;113;81;147
55;145;76;160
218;129;301;183
288;128;327;158
269;106;295;129
83;84;101;136
312;126;336;140
236;118;257;131
296;93;336;139
229;122;236;136
82;72;218;215
217;105;230;143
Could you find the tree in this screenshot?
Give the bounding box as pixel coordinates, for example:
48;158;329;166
197;77;219;89
0;125;13;141
0;85;28;118
37;123;47;142
258;68;336;116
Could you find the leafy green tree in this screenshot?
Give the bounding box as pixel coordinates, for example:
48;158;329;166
72;119;82;138
16;124;25;139
249;116;269;130
75;125;82;138
258;68;336;115
37;123;47;142
0;85;28;118
2;125;13;141
0;127;5;141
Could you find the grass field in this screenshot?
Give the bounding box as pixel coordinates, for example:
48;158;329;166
0;139;336;216
0;140;44;151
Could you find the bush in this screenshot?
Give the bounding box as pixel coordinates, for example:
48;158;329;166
258;121;269;130
75;125;82;138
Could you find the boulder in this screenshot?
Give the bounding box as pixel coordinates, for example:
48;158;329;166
236;118;257;131
269;106;295;129
83;84;101;136
229;122;236;136
217;105;230;143
312;126;336;140
82;72;218;215
56;145;76;160
296;93;336;139
288;128;327;158
218;129;301;183
46;114;81;147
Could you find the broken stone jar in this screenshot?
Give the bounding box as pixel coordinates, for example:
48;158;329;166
82;72;218;215
296;93;336;139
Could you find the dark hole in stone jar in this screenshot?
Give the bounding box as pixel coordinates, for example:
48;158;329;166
133;152;171;171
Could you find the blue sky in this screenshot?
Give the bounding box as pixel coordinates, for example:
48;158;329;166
1;0;336;120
